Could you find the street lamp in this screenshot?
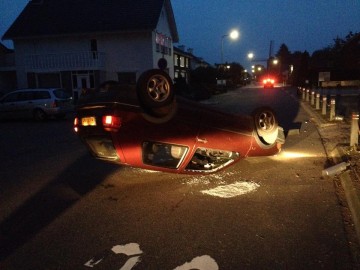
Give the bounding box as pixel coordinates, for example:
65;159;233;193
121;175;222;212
247;52;254;60
221;29;239;64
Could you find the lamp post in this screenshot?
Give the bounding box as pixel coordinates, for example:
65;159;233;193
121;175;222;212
221;29;239;64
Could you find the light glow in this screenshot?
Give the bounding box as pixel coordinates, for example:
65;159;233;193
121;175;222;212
73;117;79;132
272;151;321;160
229;29;239;40
102;115;121;132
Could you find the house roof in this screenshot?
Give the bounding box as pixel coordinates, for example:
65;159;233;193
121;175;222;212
0;42;13;54
2;0;179;42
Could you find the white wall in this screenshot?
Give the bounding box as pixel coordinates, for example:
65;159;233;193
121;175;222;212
153;6;175;78
12;2;176;87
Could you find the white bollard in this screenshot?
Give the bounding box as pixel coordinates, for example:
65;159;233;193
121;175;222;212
322;162;350;177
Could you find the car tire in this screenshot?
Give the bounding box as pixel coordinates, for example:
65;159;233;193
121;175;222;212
136;69;175;109
33;109;47;121
141;100;177;124
252;107;278;145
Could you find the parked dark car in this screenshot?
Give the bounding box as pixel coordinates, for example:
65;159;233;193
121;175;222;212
74;69;285;174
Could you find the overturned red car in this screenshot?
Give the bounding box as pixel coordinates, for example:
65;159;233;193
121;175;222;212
74;69;285;174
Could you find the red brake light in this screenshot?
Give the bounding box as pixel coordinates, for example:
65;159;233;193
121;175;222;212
263;78;275;84
102;115;121;132
51;100;59;108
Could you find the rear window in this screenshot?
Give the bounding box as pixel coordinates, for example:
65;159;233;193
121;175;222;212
53;89;71;99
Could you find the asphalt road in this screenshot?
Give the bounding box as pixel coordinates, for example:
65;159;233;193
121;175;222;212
0;86;355;269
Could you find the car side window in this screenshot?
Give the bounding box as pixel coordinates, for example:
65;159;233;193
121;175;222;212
34;91;51;100
185;148;239;173
142;141;188;169
2;93;20;103
18;91;35;101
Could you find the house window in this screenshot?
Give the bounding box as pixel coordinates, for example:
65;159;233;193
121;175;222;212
155;32;172;56
37;73;61;88
91;39;98;59
174;54;179;66
91;39;98;51
180;56;185;67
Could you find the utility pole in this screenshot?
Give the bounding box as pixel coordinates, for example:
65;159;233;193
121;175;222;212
267;40;274;70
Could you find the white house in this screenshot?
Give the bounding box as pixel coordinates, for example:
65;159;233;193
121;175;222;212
2;0;178;100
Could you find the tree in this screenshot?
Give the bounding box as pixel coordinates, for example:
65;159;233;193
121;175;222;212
289;51;310;86
276;43;291;74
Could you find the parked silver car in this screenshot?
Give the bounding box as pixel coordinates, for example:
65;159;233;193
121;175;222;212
0;88;73;121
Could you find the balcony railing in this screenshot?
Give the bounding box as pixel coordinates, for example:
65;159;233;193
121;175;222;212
25;51;106;71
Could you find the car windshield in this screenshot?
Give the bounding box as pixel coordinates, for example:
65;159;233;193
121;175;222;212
53;89;71;99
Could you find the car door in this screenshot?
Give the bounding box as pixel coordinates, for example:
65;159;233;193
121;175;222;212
18;91;36;118
0;92;21;118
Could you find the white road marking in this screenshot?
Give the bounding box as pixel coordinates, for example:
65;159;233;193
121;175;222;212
173;255;219;270
111;243;143;256
84;243;143;268
119;256;141;270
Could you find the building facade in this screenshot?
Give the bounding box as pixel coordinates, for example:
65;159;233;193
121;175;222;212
2;0;178;100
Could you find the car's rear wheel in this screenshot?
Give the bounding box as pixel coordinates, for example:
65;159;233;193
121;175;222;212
141;99;178;124
137;69;175;109
33;109;47;121
252;107;278;145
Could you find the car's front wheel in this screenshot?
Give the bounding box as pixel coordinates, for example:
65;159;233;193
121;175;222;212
252;107;278;145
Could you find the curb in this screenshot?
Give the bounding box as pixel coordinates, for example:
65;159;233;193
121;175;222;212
332;147;360;243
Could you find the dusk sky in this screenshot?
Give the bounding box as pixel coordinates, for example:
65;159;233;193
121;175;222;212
1;0;359;70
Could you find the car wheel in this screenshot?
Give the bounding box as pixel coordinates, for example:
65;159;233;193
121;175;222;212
137;69;175;109
252;107;278;145
33;109;47;121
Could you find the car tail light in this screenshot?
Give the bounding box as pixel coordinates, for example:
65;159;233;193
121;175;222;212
102;115;121;132
74;117;79;132
263;78;275;84
51;100;59;108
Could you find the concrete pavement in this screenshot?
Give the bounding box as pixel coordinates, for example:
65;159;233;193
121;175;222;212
299;91;360;264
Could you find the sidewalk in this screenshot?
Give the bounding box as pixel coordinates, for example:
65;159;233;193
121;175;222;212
299;92;360;264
